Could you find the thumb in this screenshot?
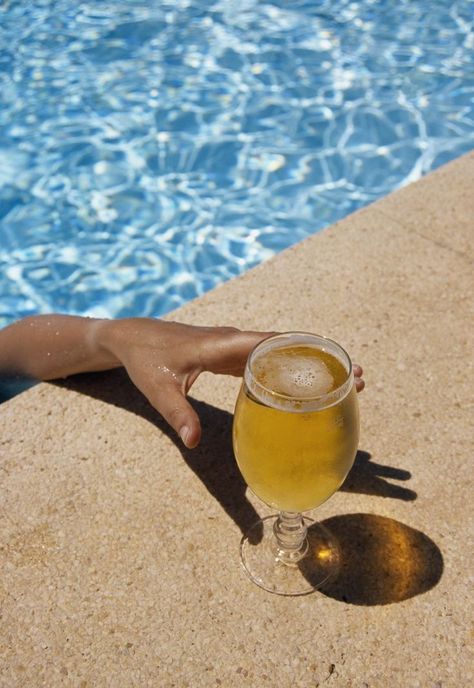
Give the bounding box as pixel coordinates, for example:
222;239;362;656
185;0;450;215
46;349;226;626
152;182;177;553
202;329;277;376
148;383;202;449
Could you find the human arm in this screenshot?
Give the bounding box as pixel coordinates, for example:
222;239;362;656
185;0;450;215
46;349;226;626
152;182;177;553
0;315;274;447
0;315;364;448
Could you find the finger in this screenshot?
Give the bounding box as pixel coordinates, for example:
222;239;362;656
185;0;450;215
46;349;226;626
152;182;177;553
147;382;202;449
202;329;276;376
352;363;364;393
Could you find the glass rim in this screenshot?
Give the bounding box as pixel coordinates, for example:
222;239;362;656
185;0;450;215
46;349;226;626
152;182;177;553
244;331;354;410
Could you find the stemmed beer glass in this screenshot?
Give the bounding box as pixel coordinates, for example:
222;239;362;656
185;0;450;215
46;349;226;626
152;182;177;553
233;332;359;595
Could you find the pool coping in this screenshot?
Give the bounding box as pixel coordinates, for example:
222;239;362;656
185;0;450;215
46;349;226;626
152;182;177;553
1;150;473;686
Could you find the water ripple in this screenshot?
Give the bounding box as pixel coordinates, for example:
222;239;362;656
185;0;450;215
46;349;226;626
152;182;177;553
0;0;473;325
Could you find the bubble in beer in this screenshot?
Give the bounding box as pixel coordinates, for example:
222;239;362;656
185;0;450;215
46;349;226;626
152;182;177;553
253;348;334;398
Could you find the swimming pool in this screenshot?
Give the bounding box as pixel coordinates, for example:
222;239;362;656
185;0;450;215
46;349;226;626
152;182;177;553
1;0;473;329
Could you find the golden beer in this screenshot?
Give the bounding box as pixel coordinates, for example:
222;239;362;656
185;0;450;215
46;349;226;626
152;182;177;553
233;342;359;513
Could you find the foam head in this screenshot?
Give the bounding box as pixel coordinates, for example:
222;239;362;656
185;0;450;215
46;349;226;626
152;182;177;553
252;347;334;399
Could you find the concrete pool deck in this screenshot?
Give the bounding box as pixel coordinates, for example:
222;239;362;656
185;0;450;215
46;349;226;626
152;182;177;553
1;151;473;687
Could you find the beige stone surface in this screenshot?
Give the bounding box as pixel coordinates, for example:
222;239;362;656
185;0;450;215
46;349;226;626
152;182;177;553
1;152;473;687
372;152;474;259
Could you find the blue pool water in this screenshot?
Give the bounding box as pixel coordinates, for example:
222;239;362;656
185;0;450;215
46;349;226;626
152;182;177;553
1;0;473;328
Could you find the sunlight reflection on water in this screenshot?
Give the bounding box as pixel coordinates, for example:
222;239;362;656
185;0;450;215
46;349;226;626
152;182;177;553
0;0;473;325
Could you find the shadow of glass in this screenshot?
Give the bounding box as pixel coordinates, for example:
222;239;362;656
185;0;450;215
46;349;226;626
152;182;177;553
300;513;443;605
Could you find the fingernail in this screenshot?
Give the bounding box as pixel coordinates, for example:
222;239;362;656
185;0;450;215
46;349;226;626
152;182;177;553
179;426;190;446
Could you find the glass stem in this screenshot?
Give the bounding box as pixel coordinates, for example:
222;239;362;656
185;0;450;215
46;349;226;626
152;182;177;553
273;511;308;565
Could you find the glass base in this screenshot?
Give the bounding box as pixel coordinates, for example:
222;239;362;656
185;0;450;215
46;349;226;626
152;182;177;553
240;515;340;596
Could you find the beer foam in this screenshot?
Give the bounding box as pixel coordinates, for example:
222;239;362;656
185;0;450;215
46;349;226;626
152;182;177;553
253;350;334;398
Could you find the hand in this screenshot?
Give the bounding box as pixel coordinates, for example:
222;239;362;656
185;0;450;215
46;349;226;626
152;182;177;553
96;319;365;449
0;315;365;449
96;319;274;448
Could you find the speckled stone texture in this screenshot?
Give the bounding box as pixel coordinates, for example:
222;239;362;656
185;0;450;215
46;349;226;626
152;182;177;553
1;152;473;687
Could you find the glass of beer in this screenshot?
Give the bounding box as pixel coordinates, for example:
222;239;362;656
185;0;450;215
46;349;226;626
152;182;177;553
233;332;359;595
